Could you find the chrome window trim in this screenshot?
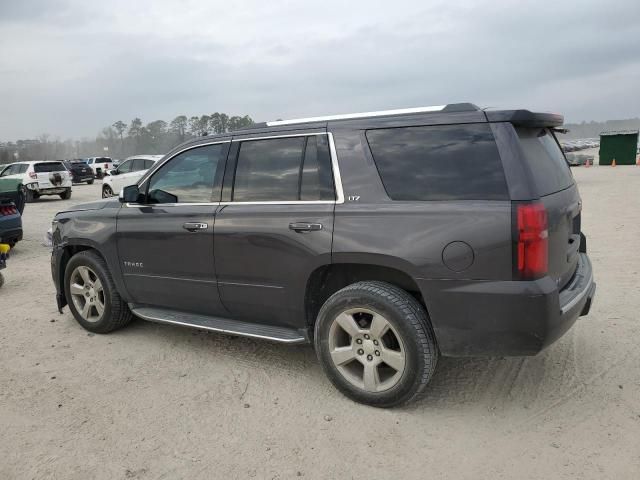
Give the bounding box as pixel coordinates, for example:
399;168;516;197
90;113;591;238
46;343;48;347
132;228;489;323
136;139;232;187
125;132;344;207
266;105;446;126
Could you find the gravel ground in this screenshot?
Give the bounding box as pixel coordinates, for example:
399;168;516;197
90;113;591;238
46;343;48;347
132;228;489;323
1;168;639;480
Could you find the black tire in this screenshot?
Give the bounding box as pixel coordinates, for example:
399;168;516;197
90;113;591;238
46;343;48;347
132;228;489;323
102;185;113;198
59;188;72;200
87;179;94;185
64;250;133;333
314;281;438;408
25;189;36;203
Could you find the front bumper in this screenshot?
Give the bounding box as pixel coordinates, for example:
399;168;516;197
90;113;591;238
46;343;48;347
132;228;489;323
418;253;596;357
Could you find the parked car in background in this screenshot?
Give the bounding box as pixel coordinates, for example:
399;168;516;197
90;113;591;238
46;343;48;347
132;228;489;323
85;157;114;178
0;177;25;247
51;103;595;407
0;161;72;202
0;198;22;247
101;155;163;198
63;160;95;184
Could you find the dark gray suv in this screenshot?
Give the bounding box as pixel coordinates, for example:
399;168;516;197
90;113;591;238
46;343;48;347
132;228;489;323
51;103;596;407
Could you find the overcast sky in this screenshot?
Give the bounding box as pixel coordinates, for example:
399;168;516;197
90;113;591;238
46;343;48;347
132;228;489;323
1;0;639;139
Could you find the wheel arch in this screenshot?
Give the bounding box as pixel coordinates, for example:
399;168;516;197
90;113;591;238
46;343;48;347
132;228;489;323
304;262;427;334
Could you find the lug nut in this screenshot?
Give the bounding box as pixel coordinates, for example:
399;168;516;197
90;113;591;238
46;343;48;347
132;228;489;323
373;340;379;346
364;334;370;340
367;355;373;361
375;350;380;356
358;349;364;355
356;338;363;344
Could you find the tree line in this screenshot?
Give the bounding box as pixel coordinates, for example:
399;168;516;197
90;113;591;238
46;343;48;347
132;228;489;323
0;113;254;164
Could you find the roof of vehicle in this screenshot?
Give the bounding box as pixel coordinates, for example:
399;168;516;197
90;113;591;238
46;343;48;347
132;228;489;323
243;103;563;130
124;155;164;161
162;103;565;156
4;160;66;165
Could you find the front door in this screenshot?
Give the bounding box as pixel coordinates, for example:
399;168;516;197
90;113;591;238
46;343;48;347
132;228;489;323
214;132;337;329
117;141;230;316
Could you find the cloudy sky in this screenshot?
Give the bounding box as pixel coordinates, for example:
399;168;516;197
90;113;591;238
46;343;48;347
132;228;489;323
1;0;639;139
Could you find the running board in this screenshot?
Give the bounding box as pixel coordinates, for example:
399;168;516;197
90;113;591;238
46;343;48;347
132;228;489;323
130;306;308;344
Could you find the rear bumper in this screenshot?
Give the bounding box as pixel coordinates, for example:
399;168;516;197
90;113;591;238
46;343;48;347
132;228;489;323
71;173;94;182
0;216;23;244
419;253;595;357
38;187;70;195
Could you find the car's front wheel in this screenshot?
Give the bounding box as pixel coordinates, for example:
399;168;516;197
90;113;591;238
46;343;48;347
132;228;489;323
102;185;113;198
64;250;133;333
314;281;438;407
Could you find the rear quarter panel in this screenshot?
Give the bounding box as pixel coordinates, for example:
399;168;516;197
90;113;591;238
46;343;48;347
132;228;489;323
330;128;513;281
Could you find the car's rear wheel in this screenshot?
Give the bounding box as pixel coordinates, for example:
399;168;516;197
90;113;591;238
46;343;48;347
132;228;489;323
59;188;71;200
25;190;36;203
102;185;113;198
87;179;94;185
64;250;133;333
314;281;438;407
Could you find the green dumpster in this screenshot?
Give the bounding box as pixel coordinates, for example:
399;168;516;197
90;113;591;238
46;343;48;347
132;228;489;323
599;130;639;166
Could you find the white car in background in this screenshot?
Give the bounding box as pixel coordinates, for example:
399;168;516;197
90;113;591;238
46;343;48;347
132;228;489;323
101;155;163;198
85;157;114;178
0;160;72;202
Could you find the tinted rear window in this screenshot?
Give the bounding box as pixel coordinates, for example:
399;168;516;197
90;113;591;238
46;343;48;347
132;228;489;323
516;128;574;196
34;162;66;173
366;123;509;201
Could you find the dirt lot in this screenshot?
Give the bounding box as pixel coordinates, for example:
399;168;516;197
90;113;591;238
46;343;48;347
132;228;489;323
1;168;639;480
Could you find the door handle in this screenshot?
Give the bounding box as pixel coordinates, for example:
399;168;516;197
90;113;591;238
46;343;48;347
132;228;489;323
289;222;323;233
183;222;209;232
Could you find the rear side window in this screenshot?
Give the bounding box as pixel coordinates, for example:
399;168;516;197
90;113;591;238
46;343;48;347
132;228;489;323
34;162;66;173
233;135;334;202
516;128;574;196
143;160;155;169
366;124;509;201
18;164;28;173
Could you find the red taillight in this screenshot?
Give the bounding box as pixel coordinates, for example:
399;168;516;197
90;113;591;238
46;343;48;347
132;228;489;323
29;171;38;179
0;205;18;216
517;203;548;279
104;163;109;169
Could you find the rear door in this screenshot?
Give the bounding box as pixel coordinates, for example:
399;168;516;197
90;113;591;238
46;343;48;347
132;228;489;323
116;141;230;316
214;132;337;329
516;127;580;288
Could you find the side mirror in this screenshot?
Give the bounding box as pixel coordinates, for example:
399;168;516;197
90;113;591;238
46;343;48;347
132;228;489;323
120;184;141;203
109;169;118;175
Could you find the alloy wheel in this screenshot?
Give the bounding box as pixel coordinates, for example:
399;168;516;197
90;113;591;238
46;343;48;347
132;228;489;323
69;266;105;322
328;308;406;392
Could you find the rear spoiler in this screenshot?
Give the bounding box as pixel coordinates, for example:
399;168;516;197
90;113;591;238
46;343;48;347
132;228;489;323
484;109;564;128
